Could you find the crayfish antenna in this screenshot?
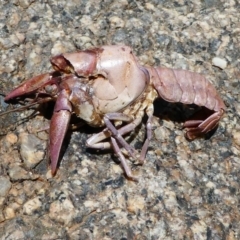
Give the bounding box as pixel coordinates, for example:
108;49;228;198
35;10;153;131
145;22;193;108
0;97;53;117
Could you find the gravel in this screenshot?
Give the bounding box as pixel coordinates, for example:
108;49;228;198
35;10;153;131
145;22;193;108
0;0;239;239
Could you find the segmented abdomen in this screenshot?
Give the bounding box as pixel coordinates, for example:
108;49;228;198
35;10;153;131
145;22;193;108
148;67;226;112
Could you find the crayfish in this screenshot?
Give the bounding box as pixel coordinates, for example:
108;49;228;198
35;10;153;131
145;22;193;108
3;45;226;180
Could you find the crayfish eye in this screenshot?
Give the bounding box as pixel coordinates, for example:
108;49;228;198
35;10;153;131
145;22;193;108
51;55;73;74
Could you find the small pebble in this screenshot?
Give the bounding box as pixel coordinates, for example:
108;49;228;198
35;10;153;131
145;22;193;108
5;133;18;145
145;3;154;10
162;190;178;212
232;131;240;149
154;126;170;141
4;59;17;73
51;41;68;55
42;233;59;240
8;165;30;181
3;229;25;239
15;32;25;43
0;176;11;198
0;198;4;207
23;197;42;215
73;35;95;48
190;220;207;239
3;207;15;220
46;169;53;179
162;119;175;131
127;196;145;213
109;16;125;28
28;50;41;66
234;102;240;115
212;57;227;69
49;199;76;225
0;212;5;223
18;0;32;8
19;133;45;169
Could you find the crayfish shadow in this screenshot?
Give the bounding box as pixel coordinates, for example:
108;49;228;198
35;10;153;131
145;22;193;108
153;98;218;140
39;98;197;132
38;98;217;164
153;98;200;123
